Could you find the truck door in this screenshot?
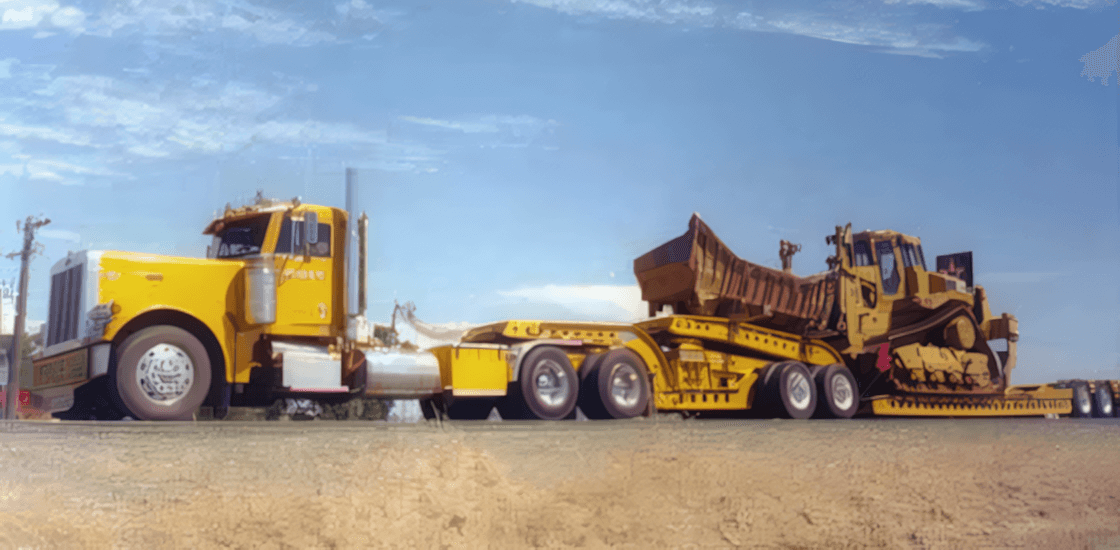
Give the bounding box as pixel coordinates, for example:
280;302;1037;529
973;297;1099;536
272;210;337;337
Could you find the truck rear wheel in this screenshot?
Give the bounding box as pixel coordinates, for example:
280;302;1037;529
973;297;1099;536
1091;384;1114;418
500;346;578;420
579;349;650;420
111;325;212;421
1070;382;1093;418
812;364;858;419
762;361;816;419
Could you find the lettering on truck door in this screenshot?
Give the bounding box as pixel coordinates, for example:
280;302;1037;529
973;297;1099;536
273;210;335;336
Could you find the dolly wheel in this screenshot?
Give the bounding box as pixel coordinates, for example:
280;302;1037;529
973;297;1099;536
762;361;816;419
1070;382;1093;418
1091;384;1114;418
813;364;858;419
580;349;650;420
502;346;578;420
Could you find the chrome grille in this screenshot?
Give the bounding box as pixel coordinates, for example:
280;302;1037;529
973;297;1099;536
47;264;83;347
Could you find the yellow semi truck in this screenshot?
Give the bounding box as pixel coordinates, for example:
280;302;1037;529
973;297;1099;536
23;186;1119;421
25;174;450;420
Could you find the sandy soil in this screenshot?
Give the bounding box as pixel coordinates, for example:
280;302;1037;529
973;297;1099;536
1;416;1119;549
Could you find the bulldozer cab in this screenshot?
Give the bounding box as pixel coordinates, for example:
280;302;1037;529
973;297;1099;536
829;226;936;351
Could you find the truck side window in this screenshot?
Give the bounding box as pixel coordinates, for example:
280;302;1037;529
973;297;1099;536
916;245;927;270
853;241;872;266
212;216;271;258
875;241;900;295
276;216;332;257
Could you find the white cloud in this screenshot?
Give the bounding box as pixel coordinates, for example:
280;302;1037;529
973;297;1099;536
0;58;13;78
893;0;987;9
1010;0;1114;7
39;228;80;242
11;74;391;159
83;0;387;46
513;0;987;57
400;114;559;148
0;122;92;146
0;0;85;31
0;67;441;173
1080;34;1118;86
497;284;648;321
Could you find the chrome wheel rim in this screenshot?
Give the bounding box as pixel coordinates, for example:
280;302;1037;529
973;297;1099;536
831;373;854;410
135;343;195;405
531;359;571;408
788;370;812;410
608;363;641;409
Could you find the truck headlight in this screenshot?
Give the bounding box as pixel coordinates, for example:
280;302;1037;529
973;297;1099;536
85;300;115;340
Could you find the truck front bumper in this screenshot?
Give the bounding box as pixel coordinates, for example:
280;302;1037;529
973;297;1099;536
27;342;112;413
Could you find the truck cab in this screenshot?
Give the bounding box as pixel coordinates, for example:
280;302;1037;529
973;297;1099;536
26;195;420;420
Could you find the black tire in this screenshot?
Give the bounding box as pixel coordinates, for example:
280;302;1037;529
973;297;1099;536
1091;383;1114;418
502;346;578;420
813;364;858;419
577;353;606;418
1070;381;1093;418
419;397;440;420
110;326;213;421
580;349;650;420
761;361;816;419
53;377;126;421
446;398;495;420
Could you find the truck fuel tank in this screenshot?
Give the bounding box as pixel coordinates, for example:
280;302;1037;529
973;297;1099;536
361;349;442;398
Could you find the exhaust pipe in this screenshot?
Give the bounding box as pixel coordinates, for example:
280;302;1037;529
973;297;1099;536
345;168;367;318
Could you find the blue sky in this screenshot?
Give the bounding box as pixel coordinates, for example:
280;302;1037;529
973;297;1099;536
0;0;1116;384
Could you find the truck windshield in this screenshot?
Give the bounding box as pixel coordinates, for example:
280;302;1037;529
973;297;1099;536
210;216;271;259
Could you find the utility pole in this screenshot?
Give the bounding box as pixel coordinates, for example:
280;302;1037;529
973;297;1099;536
4;216;49;420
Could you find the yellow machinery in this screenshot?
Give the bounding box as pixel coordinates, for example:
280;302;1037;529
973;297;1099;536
426;214;1111;420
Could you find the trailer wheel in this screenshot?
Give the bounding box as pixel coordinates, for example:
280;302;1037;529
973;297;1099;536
813;364;858;419
111;325;212;421
502;346;578;420
580;349;650;420
1070;382;1093;418
762;361;816;419
1091;384;1114;418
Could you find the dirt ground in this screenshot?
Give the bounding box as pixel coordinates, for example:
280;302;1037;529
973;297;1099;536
1;416;1119;549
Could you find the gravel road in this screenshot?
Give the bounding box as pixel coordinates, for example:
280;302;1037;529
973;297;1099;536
2;416;1119;549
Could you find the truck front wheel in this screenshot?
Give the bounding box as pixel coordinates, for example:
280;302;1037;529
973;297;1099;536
111;326;212;421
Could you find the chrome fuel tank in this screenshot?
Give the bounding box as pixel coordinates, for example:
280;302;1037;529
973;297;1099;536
362;349;441;398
